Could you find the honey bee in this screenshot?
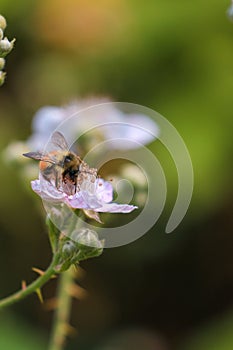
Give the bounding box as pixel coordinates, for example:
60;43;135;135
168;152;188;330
23;131;97;194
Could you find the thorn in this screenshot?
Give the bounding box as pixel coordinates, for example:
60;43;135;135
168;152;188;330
67;283;87;299
35;288;44;304
21;280;27;290
32;267;57;279
61;323;77;337
32;267;45;276
44;297;58;311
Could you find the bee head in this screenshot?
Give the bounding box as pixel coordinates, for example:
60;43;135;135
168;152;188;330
64;154;73;164
62;152;80;169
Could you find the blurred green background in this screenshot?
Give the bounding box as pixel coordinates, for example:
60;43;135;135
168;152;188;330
0;0;233;349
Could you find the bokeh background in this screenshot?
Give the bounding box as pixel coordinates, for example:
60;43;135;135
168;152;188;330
0;0;233;349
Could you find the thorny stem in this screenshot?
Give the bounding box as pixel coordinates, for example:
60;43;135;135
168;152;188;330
0;253;60;310
48;267;76;350
0;213;100;350
48;216;85;350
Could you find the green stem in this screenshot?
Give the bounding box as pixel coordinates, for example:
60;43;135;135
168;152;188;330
48;215;84;350
48;267;76;350
0;254;60;310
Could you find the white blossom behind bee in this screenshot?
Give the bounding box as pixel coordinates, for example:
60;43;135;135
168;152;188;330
27;99;159;152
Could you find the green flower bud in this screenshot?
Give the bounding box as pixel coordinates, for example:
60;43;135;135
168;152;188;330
61;240;77;259
0;15;7;30
71;228;104;261
54;238;78;272
0;37;15;57
71;228;102;249
0;57;5;70
0;71;6;86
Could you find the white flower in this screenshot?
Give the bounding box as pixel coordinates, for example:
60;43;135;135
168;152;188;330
27;99;159;151
0;37;15;55
31;176;137;221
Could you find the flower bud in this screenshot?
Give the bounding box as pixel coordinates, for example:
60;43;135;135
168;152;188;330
0;37;15;57
0;15;7;30
71;228;101;248
0;57;5;70
61;240;77;259
71;228;104;261
0;28;3;41
0;71;6;86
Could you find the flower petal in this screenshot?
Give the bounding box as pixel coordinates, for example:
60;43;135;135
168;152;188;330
96;178;113;203
101;114;160;149
96;203;138;213
67;190;102;209
31;179;66;202
27;101;160;152
32;106;65;134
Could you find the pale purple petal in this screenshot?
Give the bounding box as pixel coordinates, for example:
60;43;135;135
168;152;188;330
31;180;66;202
96;203;138;213
96;178;113;203
32;177;138;214
67;191;102;209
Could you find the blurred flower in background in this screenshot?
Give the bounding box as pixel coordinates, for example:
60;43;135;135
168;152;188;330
227;1;233;21
27;99;159;151
3;99;159;188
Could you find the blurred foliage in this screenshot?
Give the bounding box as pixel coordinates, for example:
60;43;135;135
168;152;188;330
0;0;232;349
0;313;46;349
181;309;233;350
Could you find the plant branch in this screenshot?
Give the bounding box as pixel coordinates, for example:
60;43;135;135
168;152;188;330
48;267;76;350
0;254;60;310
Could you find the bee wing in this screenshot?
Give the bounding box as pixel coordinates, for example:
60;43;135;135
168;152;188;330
50;131;69;151
23;151;58;164
23;152;44;161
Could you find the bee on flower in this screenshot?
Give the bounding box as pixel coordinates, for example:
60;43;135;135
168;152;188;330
24;131;138;223
23;131;97;195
